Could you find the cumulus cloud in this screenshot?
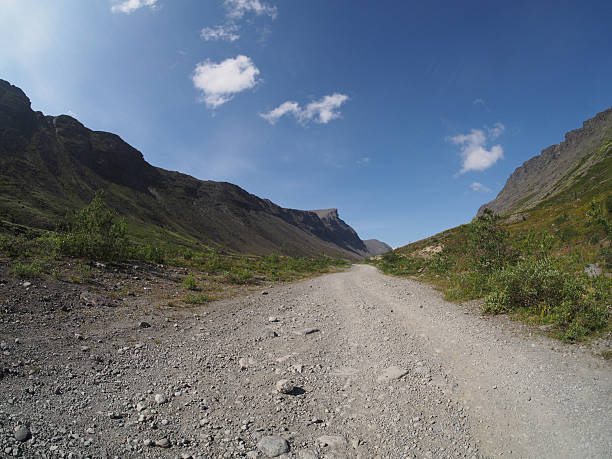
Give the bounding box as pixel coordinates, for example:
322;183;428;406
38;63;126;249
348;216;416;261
449;123;505;174
470;182;491;192
200;24;240;42
111;0;157;14
192;55;260;109
224;0;277;20
473;98;485;105
261;93;349;125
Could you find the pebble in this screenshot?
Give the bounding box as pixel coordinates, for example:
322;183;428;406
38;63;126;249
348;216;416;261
154;394;167;404
139;321;152;329
275;379;295;394
155;438;170;448
256;435;290;457
14;426;31;442
136;402;147;412
377;366;408;382
293;328;319;336
316;435;348;449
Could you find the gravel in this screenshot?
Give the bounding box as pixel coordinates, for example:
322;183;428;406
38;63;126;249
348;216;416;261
0;263;610;458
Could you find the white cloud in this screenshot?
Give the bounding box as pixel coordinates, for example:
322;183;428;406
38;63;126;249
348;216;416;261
473;98;485;105
261;93;349;125
357;156;371;165
487;122;505;140
224;0;277;20
470;182;491;192
192;55;260;109
449;123;505;174
111;0;158;14
200;24;240;42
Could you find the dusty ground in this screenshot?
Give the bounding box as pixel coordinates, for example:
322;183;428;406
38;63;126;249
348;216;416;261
0;263;610;458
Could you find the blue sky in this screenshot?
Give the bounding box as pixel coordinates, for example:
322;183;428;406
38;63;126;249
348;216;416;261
1;0;611;247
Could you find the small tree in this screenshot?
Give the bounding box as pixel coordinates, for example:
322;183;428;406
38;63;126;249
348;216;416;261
467;208;510;273
59;190;128;261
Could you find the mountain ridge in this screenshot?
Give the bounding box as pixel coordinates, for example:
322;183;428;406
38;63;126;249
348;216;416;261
0;79;388;260
479;106;612;216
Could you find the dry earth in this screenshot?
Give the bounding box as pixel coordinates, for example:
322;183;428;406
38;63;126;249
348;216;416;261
0;263;610;458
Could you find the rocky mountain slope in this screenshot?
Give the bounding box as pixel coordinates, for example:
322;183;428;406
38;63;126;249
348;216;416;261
479;106;612;216
363;239;392;256
0;79;385;259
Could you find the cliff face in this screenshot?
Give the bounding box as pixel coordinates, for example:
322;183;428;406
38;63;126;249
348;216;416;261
0;79;381;259
363;239;392;256
478;107;612;216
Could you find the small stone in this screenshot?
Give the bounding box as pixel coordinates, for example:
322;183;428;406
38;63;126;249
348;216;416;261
268;316;279;323
155;438;170;448
316;435;348;449
584;264;602;277
275;379;294;394
136;402;146;412
262;291;269;295
14;426;31;442
139;321;151;329
292;328;319;336
377;366;408;382
22;282;32;288
257;436;290;457
160;419;169;426
154;394;167;404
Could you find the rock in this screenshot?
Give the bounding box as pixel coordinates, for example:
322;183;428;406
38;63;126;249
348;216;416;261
584;264;602;277
143;439;152;447
139;321;151;329
276;379;294;394
377;366;408;382
239;357;257;370
316;435;348;449
22;282;31;288
154;394;167;404
268;316;279;323
155;438;170;448
262;291;269;295
257;436;290;457
538;324;554;331
14;426;31;442
297;450;318;459
263;329;278;339
136;402;146;412
293;328;319;336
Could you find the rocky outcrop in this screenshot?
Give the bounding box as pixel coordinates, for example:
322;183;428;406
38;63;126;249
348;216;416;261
479;106;612;216
0;79;381;260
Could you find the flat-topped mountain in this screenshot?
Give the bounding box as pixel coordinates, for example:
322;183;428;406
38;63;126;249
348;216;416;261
0;79;388;259
479;107;612;216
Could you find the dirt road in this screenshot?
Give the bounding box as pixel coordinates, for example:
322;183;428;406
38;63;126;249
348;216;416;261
1;264;610;458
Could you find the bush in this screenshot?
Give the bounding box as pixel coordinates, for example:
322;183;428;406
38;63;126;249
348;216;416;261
58;190;129;261
182;274;199;290
483;257;609;341
9;259;48;279
183;292;208;305
467;209;511;273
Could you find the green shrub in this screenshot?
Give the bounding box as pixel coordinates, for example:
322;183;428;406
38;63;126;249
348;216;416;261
182;274;199;290
223;269;256;284
467;209;511;273
483;257;609;341
58;190;129;261
9;259;48;279
183;292;209;305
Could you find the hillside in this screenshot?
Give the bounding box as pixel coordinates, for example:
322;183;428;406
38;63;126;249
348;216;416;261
479;106;612;216
0;79;382;260
370;107;611;342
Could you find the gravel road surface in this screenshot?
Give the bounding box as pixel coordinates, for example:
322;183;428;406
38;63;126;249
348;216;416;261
1;264;610;458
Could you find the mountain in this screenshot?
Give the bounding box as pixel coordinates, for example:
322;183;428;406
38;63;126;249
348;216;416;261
479;107;612;217
0;79;388;260
363;239;392;256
